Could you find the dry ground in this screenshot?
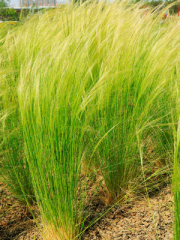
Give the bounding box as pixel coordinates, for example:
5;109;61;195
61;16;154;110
0;181;174;240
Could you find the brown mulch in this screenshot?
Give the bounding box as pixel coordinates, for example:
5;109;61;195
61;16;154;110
0;181;174;240
82;186;174;240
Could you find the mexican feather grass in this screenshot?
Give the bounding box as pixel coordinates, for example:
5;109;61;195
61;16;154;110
1;1;180;239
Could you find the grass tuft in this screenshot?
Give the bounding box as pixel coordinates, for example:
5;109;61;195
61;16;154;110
1;1;180;238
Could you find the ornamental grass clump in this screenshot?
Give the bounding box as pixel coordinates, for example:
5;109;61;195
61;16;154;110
80;2;180;203
1;1;180;239
12;4;109;239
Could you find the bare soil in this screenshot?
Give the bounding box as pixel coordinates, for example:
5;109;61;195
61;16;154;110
0;181;174;240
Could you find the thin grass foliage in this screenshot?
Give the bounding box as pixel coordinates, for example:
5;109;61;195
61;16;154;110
1;1;180;239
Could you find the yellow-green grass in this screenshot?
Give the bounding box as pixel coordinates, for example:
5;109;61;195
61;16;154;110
1;1;180;239
0;21;20;45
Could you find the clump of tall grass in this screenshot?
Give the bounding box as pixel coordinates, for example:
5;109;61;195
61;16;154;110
80;1;179;202
1;1;180;239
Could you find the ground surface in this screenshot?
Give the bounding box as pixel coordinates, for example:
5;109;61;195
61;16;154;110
0;181;174;240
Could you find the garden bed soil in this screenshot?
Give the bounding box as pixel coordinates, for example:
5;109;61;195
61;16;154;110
0;181;174;240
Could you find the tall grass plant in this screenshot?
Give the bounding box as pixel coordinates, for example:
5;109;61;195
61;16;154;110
1;1;180;239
